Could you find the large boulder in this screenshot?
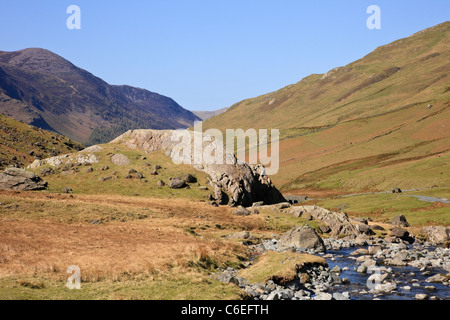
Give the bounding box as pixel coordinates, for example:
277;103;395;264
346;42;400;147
0;167;47;191
390;227;410;241
110;154;131;166
420;226;450;245
290;206;355;237
279;224;326;253
168;178;187;189
391;215;410;227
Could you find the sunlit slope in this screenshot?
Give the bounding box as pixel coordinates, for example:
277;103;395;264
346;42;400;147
203;22;450;194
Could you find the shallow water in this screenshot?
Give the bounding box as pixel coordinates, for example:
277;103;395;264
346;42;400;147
323;247;450;300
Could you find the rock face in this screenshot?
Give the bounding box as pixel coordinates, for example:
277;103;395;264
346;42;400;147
0;167;47;191
110;129;286;207
279;224;326;253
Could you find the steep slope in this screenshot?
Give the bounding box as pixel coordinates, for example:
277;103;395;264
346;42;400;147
0;113;83;170
203;21;450;194
0;48;200;145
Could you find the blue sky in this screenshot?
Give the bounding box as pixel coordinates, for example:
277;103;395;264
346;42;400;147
0;1;448;111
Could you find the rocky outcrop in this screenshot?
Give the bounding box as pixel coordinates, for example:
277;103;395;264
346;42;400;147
28;153;99;169
0;167;47;191
290;206;355;237
279;224;326;253
110;129;286;207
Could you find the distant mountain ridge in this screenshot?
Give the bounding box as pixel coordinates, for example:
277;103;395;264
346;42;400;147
192;107;228;120
0;48;200;145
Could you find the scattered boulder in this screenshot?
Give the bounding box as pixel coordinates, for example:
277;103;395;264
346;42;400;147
279;224;326;253
391;215;410;227
233;206;251;216
168;178;186;189
135;172;144;180
39;167;54;176
290;206;355;237
425;274;447;284
415;294;428;300
101;166;109;171
368;246;382;255
284;195;308;205
183;174;197;183
390;227;410;240
111;154;130;166
77;154;99;165
275;202;291;210
62;187;73;194
156;180;165;187
229;231;251;239
354;223;375;236
392;187;402;193
0;168;47;191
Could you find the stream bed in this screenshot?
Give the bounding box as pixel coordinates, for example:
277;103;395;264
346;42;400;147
324;246;450;300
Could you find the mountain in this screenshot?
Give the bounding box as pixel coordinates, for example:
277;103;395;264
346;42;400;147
0;48;200;145
192;107;228;120
203;21;450;195
0;113;83;170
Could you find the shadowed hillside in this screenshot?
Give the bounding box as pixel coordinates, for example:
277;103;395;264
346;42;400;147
0;48;200;145
0;113;83;170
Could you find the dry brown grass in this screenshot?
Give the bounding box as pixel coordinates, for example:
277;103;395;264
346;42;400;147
0;191;264;283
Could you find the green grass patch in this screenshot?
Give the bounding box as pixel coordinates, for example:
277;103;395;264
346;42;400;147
0;273;243;300
30;144;212;201
314;188;450;226
238;251;326;285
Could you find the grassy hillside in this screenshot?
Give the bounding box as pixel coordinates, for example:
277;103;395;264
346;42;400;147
0;113;83;170
202;21;450;195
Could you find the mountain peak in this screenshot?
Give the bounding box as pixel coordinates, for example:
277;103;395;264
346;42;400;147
0;48;76;76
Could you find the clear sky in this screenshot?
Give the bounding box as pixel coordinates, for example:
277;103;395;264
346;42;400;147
0;1;448;111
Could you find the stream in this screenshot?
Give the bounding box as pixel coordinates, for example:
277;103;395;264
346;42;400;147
324;246;450;300
216;238;450;300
